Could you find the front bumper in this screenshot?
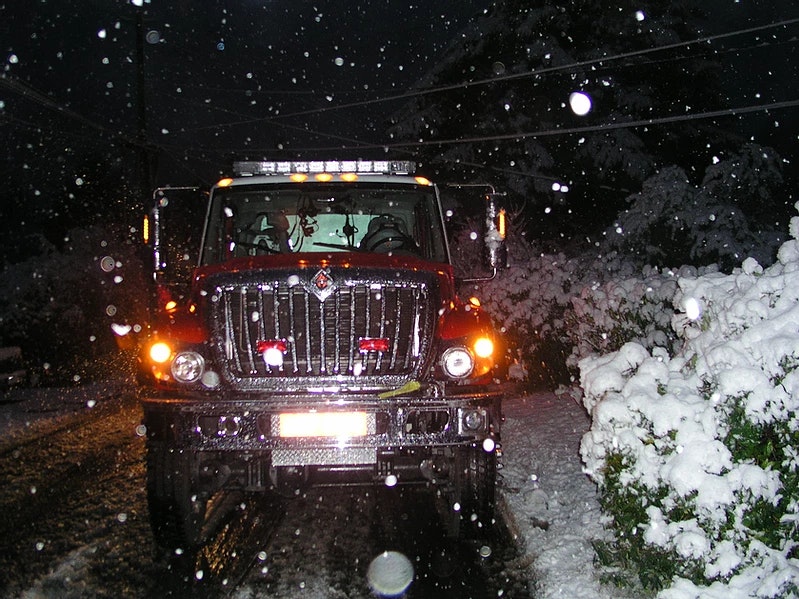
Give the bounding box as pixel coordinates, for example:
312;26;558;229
140;389;503;466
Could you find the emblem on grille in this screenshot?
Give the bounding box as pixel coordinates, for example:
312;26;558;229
309;268;336;301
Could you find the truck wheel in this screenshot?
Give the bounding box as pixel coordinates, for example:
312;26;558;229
450;443;497;537
146;444;207;552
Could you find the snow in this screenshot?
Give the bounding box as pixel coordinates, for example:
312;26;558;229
499;391;623;599
3;374;795;597
1;377;619;597
0;379;127;449
5;214;799;597
576;213;799;597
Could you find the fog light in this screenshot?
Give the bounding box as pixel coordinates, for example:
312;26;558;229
462;409;484;431
201;370;220;389
171;351;205;383
441;347;473;379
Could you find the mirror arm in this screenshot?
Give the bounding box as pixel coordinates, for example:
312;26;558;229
150;186;200;278
460;268;498;283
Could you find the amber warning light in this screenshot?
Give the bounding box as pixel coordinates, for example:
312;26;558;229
142;214;150;244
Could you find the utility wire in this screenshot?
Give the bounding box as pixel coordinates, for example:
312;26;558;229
3;15;798;165
220;99;799;154
0;76;115;136
182;16;799;132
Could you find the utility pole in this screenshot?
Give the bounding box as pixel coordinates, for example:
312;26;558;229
135;10;157;197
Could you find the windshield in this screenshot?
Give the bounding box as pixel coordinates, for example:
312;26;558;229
200;182;449;265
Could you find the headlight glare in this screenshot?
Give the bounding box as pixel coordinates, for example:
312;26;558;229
441;346;474;379
149;341;172;363
473;337;494;359
171;351;205;383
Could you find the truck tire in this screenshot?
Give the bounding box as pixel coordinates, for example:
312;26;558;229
146;444;207;552
451;443;497;537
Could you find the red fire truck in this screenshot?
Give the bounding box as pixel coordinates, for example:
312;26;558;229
139;160;508;549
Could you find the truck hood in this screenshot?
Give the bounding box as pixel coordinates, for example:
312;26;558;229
192;253;457;300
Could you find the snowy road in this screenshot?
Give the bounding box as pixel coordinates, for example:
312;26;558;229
0;383;543;598
0;384;157;597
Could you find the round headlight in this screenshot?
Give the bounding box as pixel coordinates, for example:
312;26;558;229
171;351;205;383
441;347;474;379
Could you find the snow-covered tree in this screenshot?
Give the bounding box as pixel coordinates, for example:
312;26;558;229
602;145;786;271
390;0;737;241
0;224;149;382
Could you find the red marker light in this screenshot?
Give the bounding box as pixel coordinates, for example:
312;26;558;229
257;339;287;354
257;339;287;367
359;338;390;353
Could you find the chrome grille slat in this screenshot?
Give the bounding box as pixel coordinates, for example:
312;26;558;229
347;289;356;374
216;277;431;381
332;293;339;373
242;288;257;374
390;289;401;370
287;286;298;373
318;298;326;373
303;292;312;373
376;288;386;370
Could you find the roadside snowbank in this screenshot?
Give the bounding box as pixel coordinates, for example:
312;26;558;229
499;391;621;599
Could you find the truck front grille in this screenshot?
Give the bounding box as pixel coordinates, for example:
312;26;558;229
214;276;433;383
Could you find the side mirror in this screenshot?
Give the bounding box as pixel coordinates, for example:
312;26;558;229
484;192;508;271
142;186;203;289
446;183;508;282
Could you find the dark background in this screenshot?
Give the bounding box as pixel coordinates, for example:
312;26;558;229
1;1;797;378
2;2;797;242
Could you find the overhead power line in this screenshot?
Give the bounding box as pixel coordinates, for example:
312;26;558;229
226;99;799;154
181;16;799;133
0;76;115;136
388;99;799;149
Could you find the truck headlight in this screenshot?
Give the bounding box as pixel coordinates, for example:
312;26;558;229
171;351;205;383
441;346;474;379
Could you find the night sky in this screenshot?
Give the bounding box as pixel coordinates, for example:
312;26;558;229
1;1;798;243
2;1;489;186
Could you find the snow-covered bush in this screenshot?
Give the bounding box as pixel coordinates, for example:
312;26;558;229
562;268;684;373
579;209;799;596
454;220;687;388
0;225;148;383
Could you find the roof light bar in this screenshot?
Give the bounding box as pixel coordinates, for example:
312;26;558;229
233;160;416;177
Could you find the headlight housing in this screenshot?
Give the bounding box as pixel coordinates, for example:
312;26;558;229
440;346;474;379
171;351;205;383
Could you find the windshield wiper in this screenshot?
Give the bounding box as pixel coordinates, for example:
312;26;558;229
312;241;361;251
